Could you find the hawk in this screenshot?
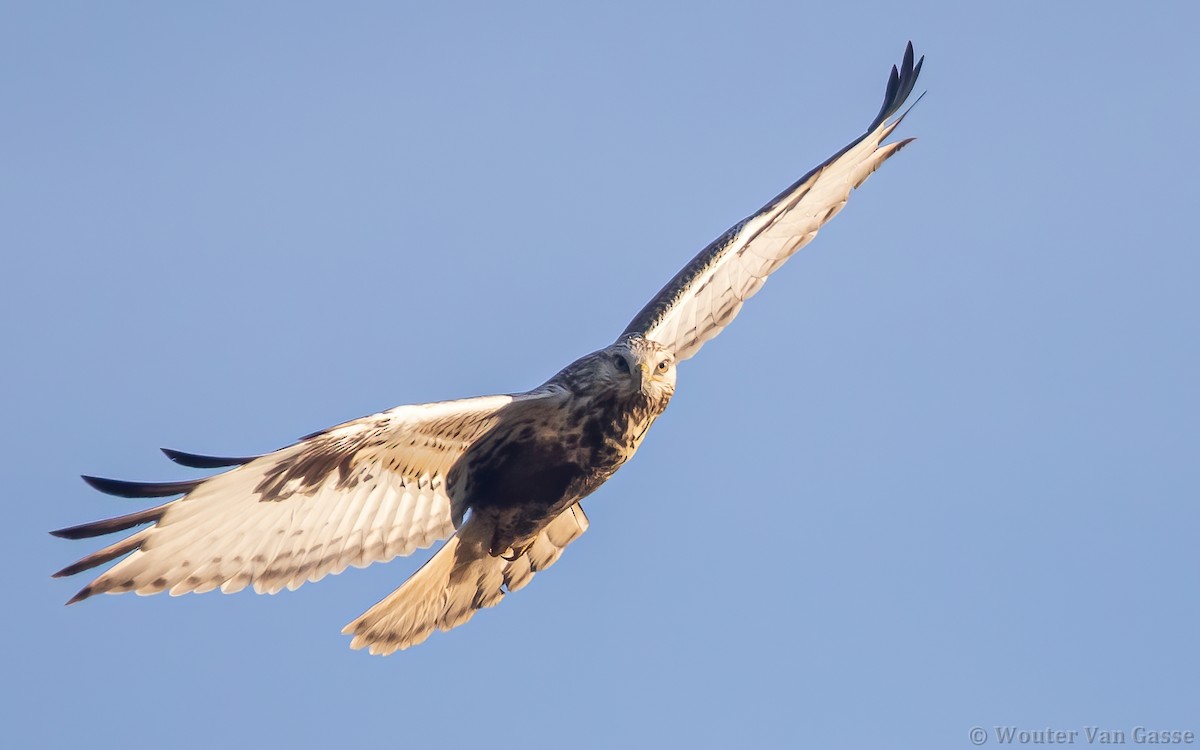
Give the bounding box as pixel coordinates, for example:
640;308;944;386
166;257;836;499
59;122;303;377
53;43;924;654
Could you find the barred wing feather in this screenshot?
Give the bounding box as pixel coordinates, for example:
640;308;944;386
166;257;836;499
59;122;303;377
52;392;556;602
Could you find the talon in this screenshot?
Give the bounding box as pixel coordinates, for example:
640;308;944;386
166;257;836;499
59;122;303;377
500;543;531;561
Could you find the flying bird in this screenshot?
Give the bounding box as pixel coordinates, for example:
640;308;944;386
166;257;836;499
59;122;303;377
53;43;924;655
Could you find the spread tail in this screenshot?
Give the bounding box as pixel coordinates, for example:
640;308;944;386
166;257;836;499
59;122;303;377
342;504;588;655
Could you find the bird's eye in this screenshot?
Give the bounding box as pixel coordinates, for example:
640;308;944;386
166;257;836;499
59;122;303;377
656;360;669;373
613;356;630;373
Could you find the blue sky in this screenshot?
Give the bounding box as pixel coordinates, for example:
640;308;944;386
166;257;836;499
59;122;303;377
5;2;1197;748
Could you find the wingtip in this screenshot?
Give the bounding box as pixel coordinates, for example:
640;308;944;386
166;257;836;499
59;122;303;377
160;447;257;469
65;587;93;605
81;474;202;498
53;564;82;580
866;42;924;133
80;474;106;491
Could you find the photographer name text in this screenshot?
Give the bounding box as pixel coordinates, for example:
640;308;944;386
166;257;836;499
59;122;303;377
969;726;1194;745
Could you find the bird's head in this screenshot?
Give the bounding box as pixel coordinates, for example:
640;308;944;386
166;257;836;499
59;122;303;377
603;334;676;401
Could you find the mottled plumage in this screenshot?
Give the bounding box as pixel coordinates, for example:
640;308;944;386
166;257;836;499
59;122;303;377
53;43;923;654
450;336;675;558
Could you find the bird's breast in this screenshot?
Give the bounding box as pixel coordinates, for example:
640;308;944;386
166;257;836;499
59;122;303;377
448;386;669;552
569;389;668;478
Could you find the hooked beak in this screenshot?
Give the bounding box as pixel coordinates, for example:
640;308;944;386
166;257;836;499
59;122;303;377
636;362;652;393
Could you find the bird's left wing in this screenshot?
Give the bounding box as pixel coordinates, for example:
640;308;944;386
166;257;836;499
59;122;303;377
52;391;561;602
623;42;923;362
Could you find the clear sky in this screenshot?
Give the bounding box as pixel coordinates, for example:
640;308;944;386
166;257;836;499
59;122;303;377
5;2;1197;748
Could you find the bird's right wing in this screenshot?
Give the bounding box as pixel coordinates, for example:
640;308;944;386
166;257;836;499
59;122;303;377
52;391;562;602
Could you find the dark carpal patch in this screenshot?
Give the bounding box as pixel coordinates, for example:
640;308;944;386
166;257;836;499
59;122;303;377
254;435;367;501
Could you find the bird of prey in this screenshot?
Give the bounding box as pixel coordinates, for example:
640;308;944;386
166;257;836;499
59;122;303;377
53;43;924;655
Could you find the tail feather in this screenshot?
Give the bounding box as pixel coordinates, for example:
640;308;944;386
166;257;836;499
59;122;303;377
343;504;588;655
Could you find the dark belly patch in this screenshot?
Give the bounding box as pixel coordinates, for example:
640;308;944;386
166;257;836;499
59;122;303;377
466;438;584;515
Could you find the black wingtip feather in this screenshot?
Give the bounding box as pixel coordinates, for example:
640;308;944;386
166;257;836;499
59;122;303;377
161;447;257;469
49;503;169;540
81;474;203;498
620;41;927;343
66;586;96;605
53;532;147;581
867;42;924;133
